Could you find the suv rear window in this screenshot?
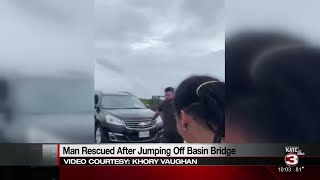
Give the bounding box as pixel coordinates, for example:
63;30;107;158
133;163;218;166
101;95;146;109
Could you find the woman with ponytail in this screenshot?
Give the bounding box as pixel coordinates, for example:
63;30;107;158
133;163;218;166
173;75;225;143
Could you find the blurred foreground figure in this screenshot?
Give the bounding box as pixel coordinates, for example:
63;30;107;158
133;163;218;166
226;31;320;143
0;72;93;143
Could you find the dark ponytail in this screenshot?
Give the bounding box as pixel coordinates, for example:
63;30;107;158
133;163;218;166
174;75;225;143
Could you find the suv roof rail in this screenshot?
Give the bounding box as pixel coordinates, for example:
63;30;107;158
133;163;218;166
119;91;132;95
95;90;103;94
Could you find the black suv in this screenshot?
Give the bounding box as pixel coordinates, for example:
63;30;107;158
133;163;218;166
94;91;164;143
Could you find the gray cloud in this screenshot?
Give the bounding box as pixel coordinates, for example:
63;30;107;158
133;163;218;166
227;0;320;45
95;0;225;98
96;57;124;73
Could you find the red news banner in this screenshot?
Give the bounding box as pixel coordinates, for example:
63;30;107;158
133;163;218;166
57;144;320;180
58;144;318;166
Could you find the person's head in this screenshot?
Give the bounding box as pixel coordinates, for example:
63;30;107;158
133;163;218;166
226;31;320;143
226;31;305;104
174;75;225;143
164;87;174;101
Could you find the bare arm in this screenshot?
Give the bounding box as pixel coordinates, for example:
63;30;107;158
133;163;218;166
152;102;163;120
152;110;162;120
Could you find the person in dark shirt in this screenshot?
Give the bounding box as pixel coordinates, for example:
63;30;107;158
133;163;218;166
153;87;183;143
174;76;225;143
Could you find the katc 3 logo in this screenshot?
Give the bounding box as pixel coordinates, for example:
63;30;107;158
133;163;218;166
284;153;299;167
284;146;304;167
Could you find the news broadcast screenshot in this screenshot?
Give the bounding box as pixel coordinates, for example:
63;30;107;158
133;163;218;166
0;0;320;179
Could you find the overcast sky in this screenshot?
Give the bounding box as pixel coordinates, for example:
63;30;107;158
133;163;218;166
0;0;92;77
227;0;320;45
95;0;225;98
2;0;320;98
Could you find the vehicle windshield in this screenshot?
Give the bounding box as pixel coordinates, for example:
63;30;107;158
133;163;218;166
101;95;146;109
